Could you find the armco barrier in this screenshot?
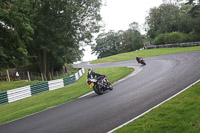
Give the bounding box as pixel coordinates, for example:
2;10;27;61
75;73;78;81
49;79;64;91
31;82;49;95
63;75;76;86
145;41;200;49
81;68;85;74
0;91;8;105
7;86;31;103
0;68;85;105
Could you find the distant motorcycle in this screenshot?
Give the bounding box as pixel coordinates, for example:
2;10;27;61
87;76;113;95
140;58;146;65
136;56;146;65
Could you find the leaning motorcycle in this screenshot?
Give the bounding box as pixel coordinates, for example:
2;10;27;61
140;58;146;65
137;58;146;65
87;76;113;95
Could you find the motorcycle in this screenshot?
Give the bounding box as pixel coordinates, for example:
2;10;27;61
136;57;146;65
140;58;146;65
87;76;113;95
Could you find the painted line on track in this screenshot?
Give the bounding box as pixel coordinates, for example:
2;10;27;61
108;79;200;133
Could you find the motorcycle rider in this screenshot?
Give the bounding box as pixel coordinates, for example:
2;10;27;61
87;69;105;80
136;56;141;63
87;69;113;91
87;69;111;88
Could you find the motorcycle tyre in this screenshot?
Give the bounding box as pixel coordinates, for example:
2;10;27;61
93;84;104;95
141;61;146;65
109;85;113;90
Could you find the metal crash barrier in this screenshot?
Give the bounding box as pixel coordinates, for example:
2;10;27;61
0;68;85;105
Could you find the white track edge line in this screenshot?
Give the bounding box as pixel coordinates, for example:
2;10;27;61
108;79;200;133
78;91;94;98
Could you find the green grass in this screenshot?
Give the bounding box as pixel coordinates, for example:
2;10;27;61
0;67;132;124
91;46;200;64
0;81;42;92
115;82;200;133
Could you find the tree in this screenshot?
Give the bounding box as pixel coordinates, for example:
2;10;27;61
124;22;144;51
145;1;200;43
145;3;199;39
146;4;182;38
122;30;143;52
28;0;102;80
0;0;33;70
92;22;144;58
163;0;198;5
92;31;121;58
0;0;102;79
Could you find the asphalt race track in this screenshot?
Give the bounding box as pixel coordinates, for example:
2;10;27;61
0;51;200;133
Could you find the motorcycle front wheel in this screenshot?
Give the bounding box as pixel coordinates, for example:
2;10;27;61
142;62;146;65
141;61;146;65
93;84;104;95
109;85;113;90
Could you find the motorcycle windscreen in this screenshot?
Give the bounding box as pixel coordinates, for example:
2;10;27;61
89;83;94;88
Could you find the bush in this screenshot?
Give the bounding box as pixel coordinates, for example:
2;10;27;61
153;32;191;45
153;34;165;45
189;31;200;42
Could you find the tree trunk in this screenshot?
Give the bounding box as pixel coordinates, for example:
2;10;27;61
39;50;48;81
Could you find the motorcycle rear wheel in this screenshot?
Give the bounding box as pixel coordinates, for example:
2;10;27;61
93;84;104;95
141;61;146;65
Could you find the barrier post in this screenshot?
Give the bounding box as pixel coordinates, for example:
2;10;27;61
6;70;10;82
27;71;31;81
56;71;59;77
49;72;52;80
41;73;44;81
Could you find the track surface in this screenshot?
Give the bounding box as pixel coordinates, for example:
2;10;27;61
0;52;200;133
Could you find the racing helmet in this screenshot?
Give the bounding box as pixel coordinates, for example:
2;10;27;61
88;69;93;74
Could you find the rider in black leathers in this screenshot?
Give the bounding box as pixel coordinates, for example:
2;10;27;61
136;56;141;63
87;69;105;80
88;69;112;90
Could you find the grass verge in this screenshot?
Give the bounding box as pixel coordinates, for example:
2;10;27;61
115;82;200;133
0;67;132;125
91;46;200;64
0;81;42;92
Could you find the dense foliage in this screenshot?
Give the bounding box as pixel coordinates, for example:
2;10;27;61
146;0;200;44
153;32;191;45
0;0;102;80
0;0;33;69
